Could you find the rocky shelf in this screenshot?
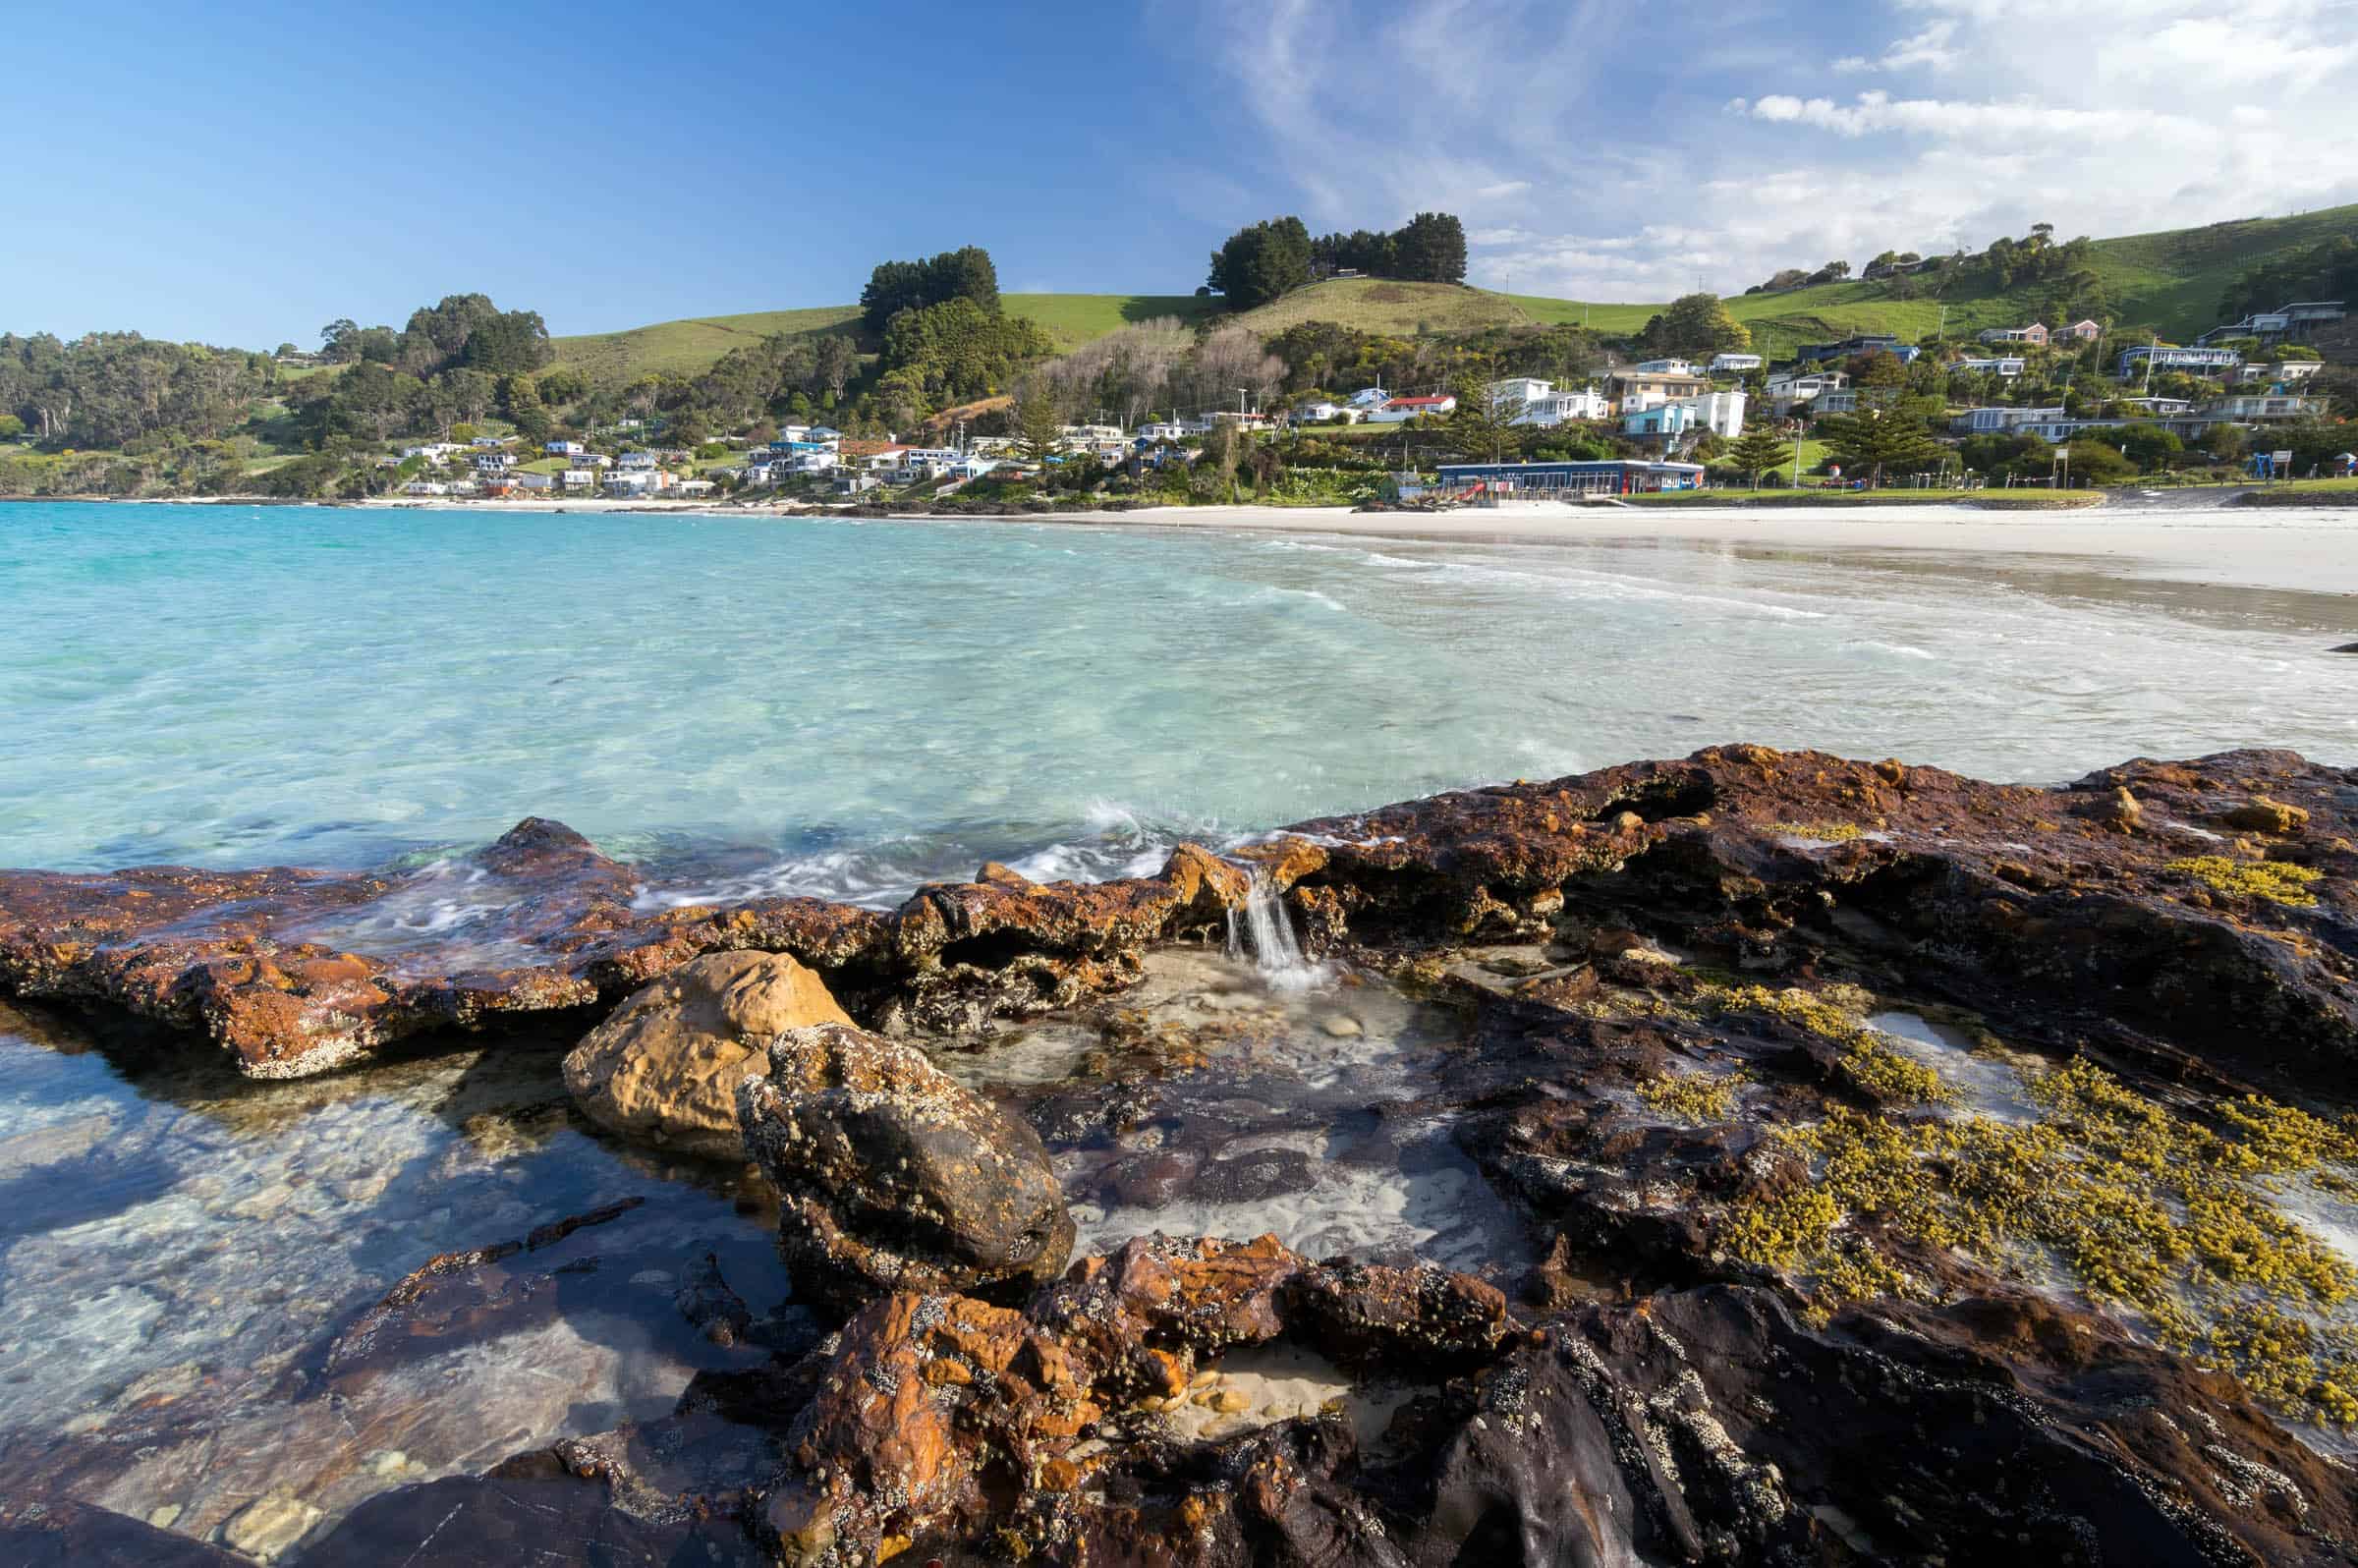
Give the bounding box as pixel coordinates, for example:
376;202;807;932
4;744;2357;1565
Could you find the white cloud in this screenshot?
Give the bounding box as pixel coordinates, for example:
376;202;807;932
1199;0;2358;309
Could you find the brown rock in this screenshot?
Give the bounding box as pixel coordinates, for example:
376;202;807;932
737;1023;1074;1309
562;951;852;1156
2217;796;2310;834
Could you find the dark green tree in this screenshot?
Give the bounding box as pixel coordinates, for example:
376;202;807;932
1390;212;1469;284
1725;425;1788;487
1207;217;1313;309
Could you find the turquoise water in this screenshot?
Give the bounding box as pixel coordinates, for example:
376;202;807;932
2;500;2350;897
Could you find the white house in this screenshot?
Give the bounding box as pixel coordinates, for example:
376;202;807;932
1291;400;1348;424
615;450;659;471
1683;389;1747;439
1708;353;1765;373
1347;387;1392;409
860;446;910;473
1137;420;1193;442
603;469;672;496
401;479;451;496
1488;376;1555;406
401;442;461;460
671;477;717;497
2207;394;2326;421
515;471;557;490
1631;358;1698;376
1511;386;1611;426
545;440;586;457
472;452;515;472
1365;393;1457;424
560;468;599;488
1955;357;2027;377
471;435;510;449
1948;406;2064;434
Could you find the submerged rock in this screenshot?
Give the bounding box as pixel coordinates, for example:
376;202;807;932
562;950;852;1157
736;1022;1074;1310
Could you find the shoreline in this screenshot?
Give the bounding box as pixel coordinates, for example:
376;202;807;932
17;490;2358;598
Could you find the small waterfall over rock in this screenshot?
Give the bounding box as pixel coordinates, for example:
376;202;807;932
1224;869;1327;990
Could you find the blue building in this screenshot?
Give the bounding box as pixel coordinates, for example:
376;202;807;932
1621;404;1696;441
1436;460;1707;495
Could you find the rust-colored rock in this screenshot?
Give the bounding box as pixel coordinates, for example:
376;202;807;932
562;950;852;1156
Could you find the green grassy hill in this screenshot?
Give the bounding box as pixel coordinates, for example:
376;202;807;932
543;203;2358;384
546;305;862;382
999;293;1219;349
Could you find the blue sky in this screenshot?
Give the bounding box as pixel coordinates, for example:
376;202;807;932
10;0;2358;348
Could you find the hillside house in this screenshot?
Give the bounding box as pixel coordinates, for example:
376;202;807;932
2065;319;2104;343
545;440;586;457
2207;394;2326;421
1686;389;1748;438
1709;353;1765;372
1366;394;1457;424
1797;334;1906;364
561;468;599;489
1950;406;2066;434
1609;369;1713;412
1347;387;1392;409
400;480;450;496
1977;323;2049;346
1488;376;1555;405
1622;404;1696;441
616;450;660;471
1631;359;1698;376
2236;361;2324;387
1291;400;1348;424
2118;345;2241;377
472;452;516;472
1511;386;1611;426
1955;357;2028;377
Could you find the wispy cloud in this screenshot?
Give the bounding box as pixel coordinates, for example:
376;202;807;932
1197;0;2358;306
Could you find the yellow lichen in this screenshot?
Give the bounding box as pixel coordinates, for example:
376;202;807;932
1638;1069;1746;1123
2164;855;2324;908
1710;984;1954;1105
1769;820;1865;842
1719;1060;2358;1427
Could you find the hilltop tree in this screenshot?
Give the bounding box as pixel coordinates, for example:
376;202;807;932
1207;217;1313;309
1644;294;1752;358
1725;425;1789;488
860;247;1001;334
1391;212;1469;284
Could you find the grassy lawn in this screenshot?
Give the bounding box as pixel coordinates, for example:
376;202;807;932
1227;279;1533;337
1000;293;1219;350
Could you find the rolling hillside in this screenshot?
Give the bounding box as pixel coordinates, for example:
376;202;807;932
546;305;862;382
542;203;2358;384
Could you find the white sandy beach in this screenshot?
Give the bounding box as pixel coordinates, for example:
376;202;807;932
344;493;2358;599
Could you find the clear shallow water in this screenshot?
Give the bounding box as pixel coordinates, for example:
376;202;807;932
2;501;2350;905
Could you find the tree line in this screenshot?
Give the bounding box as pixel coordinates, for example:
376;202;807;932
318;294;551;379
1206;213;1469;309
0;331;277;449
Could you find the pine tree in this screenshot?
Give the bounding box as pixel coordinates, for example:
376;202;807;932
1818;410;1938;488
1725;426;1788;488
